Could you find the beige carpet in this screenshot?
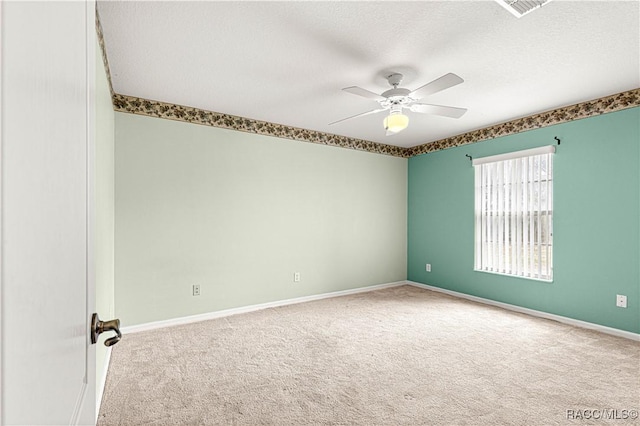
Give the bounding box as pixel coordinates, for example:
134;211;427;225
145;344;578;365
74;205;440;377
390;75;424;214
98;285;639;425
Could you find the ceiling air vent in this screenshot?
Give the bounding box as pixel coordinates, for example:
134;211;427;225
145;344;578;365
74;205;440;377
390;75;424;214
495;0;553;18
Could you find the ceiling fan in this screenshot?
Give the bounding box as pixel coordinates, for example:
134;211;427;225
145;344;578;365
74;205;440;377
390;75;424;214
330;72;467;136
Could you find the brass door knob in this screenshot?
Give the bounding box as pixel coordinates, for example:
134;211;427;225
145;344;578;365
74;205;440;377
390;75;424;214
90;313;122;347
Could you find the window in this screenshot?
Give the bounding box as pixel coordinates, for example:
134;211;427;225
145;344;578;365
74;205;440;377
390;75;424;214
473;146;555;281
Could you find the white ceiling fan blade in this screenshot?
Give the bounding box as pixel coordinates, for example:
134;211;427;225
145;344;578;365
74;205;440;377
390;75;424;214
342;86;386;101
410;103;467;119
328;108;387;125
409;73;464;99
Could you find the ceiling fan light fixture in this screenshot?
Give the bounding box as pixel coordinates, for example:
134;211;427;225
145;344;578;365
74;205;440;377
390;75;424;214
383;111;409;133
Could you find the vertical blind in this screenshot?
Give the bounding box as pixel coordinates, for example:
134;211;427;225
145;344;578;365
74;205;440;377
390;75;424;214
473;146;555;281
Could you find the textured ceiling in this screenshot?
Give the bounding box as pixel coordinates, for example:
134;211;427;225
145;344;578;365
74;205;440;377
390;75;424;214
97;1;640;149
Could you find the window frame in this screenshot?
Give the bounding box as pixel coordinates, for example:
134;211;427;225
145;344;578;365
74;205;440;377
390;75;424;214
473;146;555;282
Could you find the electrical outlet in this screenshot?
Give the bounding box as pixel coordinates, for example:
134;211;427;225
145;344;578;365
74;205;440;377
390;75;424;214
616;294;627;308
426;263;431;272
193;284;200;296
294;272;301;283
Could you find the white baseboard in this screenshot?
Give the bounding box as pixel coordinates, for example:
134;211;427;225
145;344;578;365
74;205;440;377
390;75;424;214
406;280;640;341
96;346;112;422
121;281;406;335
120;279;639;341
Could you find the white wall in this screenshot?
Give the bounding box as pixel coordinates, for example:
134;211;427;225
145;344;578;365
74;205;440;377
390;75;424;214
95;38;115;409
115;113;407;326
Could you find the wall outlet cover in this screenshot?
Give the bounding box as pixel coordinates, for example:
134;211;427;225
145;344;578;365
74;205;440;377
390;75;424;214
616;294;627;308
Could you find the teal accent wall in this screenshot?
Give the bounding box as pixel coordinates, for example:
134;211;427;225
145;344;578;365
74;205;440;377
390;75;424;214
408;107;640;333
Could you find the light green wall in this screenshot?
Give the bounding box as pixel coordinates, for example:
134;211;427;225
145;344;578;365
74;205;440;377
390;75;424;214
408;107;640;333
95;40;115;395
115;113;408;326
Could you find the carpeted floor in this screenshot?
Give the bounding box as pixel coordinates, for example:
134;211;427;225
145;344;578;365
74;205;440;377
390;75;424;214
98;285;640;425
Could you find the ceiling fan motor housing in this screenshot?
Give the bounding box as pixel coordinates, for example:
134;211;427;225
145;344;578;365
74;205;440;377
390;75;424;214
380;87;413;109
381;73;414;108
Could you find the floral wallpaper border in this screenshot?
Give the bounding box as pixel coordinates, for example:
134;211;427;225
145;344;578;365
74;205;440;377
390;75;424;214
112;89;639;158
406;88;640;157
95;7;115;98
112;94;408;157
97;9;638;158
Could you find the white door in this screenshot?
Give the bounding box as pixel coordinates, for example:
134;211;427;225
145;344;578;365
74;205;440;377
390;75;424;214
1;1;97;424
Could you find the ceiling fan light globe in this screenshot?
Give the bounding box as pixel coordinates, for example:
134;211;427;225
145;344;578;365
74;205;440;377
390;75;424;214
383;113;409;133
